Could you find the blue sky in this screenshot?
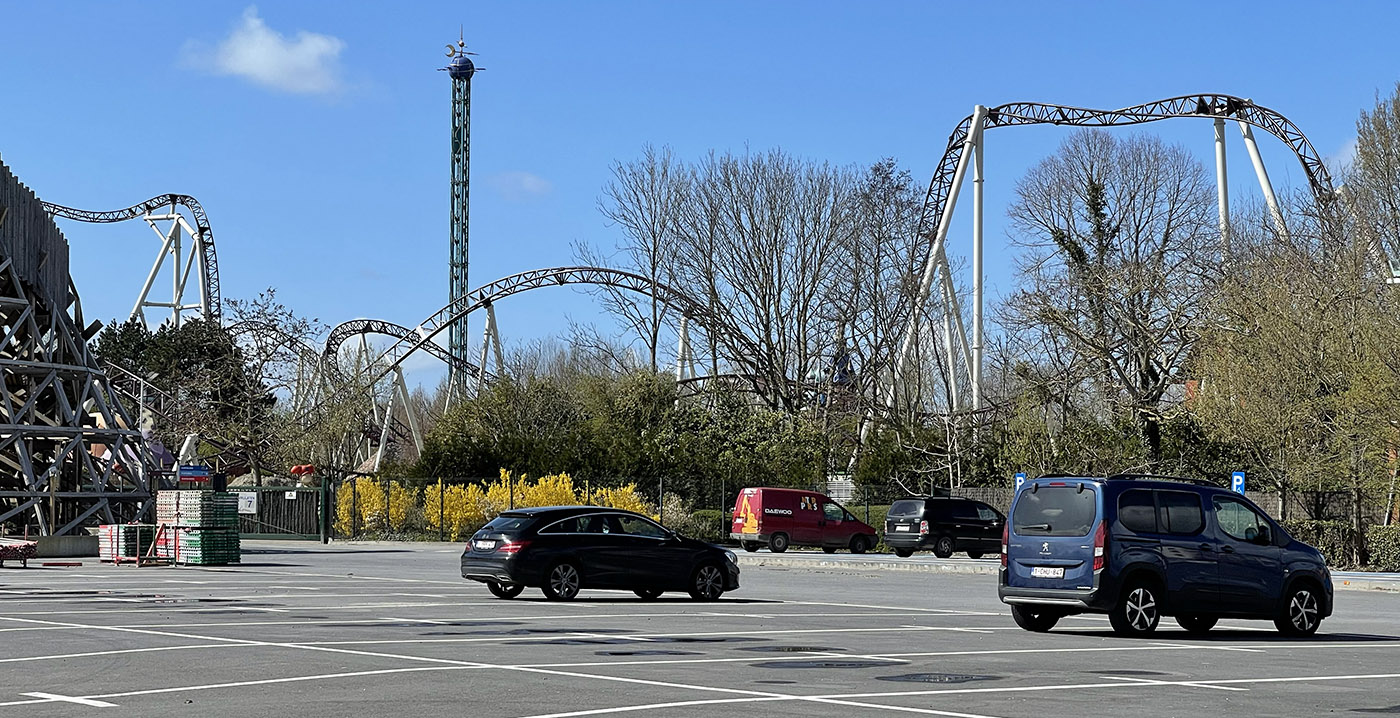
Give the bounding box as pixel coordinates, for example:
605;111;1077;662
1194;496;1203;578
0;1;1393;390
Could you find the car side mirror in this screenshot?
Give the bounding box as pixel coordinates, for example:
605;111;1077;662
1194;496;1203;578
1254;525;1272;546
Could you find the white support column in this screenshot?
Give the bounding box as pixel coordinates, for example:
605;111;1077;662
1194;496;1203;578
939;281;959;412
1237;120;1288;237
476;311;492;397
1214;117;1230;257
487;303;505;375
170;217;182;328
971;114;985;412
132;224;176;325
177;215;210;317
675;316;691;380
373;385;397;473
394;366;424;455
858;105;987;451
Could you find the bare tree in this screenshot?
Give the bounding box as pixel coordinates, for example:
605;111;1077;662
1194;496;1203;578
590;145;688;372
1002;130;1216;460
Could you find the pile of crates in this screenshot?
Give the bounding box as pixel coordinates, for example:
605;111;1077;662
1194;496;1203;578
154;490;241;565
98;524;156;562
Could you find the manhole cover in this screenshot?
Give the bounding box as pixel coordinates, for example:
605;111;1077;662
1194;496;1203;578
739;646;842;653
1092;670;1168;677
652;636;765;644
753;680;797;684
752;660;889;669
877;673;998;684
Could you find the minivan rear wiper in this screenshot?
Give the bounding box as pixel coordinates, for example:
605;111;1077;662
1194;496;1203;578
1019;523;1052;532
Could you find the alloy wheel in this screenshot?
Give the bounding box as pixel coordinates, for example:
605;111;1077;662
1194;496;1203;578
547;564;580;600
1289;590;1318;632
1125;587;1157;631
690;564;724;600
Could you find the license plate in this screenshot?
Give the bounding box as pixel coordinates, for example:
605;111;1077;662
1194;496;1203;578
894;525;911;532
473;540;496;551
1031;566;1064;579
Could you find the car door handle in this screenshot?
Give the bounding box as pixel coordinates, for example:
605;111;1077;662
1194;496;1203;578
1198;543;1213;551
1220;545;1235;554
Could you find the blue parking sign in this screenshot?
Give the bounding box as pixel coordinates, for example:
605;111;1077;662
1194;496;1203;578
1231;471;1246;495
1014;473;1026;491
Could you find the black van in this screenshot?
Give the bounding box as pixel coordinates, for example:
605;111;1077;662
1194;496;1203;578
884;497;1005;558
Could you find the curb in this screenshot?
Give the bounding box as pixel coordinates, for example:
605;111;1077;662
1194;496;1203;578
738;555;1400;592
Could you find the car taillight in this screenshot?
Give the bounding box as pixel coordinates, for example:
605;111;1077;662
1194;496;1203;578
919;520;929;535
497;540;530;554
1000;522;1009;567
1092;521;1106;571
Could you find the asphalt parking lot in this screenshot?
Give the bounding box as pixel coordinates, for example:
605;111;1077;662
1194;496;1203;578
3;541;1400;717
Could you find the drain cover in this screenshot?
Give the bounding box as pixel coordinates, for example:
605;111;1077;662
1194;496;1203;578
1092;670;1168;677
877;673;997;684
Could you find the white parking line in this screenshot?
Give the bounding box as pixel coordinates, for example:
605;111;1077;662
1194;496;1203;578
1100;675;1248;692
19;692;117;707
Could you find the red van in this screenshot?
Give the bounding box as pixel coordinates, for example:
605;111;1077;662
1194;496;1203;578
730;487;877;554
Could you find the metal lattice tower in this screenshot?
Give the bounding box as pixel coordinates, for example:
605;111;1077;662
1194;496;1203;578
445;37;478;388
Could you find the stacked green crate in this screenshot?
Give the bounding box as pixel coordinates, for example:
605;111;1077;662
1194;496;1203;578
99;524;157;561
155;490;241;564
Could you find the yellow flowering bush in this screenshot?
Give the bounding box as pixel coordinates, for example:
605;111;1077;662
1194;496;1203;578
342;471;657;539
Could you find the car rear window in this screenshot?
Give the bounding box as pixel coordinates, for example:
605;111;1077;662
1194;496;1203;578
1117;489;1158;533
484;514;534;532
1159;491;1203;535
1012;486;1097;537
889;500;924;516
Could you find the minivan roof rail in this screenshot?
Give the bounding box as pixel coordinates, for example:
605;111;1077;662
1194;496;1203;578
1105;473;1219;487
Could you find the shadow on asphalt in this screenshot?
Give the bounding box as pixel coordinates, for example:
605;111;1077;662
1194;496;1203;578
1051;628;1400;642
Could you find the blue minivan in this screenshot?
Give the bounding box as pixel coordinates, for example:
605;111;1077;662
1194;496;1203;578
999;474;1332;637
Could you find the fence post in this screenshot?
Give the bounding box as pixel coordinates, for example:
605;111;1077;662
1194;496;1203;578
384;478;391;533
351;478;359;537
438;479;445;542
659;475;665;526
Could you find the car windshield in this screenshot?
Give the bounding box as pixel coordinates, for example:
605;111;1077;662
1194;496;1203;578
1012;486;1097;537
889;500;924;516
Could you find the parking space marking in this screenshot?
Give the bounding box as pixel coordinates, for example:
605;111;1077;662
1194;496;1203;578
0;644;241;665
19;692;118;708
1148;640;1266;653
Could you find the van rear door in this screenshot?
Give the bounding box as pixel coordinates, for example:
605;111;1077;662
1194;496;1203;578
1007;483;1099;590
732;488;761;537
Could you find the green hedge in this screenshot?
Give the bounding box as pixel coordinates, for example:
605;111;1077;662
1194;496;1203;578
1367;525;1400;572
688;509;727;544
1282;520;1356;567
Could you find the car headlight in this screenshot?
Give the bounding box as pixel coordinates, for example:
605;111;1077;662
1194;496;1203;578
723;550;738;564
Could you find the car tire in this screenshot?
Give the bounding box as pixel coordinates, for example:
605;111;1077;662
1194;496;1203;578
688;563;725;601
1010;605;1060;632
933;535;955;559
1175;614;1218;634
769;533;790;553
967;551;984;560
487;581;524;599
541;562;582;601
741;541;761;553
850;535;870;554
1275;583;1323;637
822;546;837;554
1109;580;1161;636
634;588;664;600
894;548;914;558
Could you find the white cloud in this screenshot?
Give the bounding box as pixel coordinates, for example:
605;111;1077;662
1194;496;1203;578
184;7;345;95
1327;136;1358;176
489;171;553;201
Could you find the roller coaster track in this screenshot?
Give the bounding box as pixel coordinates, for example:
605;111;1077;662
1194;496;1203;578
323;318;488;380
916;94;1333;254
316;266;758;407
43;193;221;320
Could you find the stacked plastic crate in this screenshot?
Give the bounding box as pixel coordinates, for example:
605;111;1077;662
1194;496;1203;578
155;491;241;565
98;524;157;562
